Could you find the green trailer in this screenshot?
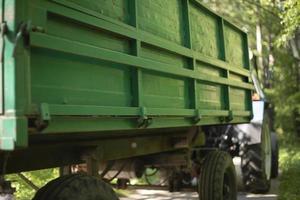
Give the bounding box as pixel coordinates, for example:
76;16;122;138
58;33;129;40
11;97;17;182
0;0;253;199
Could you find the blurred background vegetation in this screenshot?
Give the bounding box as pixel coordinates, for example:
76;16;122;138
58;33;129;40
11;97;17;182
6;0;300;199
6;169;59;200
202;1;299;199
201;0;300;137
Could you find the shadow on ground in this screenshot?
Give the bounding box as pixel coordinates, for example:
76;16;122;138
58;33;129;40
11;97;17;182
120;179;278;200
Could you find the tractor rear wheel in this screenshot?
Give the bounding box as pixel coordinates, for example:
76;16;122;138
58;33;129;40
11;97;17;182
270;132;279;178
241;116;272;193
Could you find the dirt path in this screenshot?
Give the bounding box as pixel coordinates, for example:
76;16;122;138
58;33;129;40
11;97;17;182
120;189;278;200
120;179;278;200
238;179;278;200
120;158;279;200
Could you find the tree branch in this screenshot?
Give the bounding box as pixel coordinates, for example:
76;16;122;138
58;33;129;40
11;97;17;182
17;173;39;191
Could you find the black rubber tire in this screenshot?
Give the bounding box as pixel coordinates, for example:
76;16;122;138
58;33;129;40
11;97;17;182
241;111;272;194
32;174;119;200
270;132;279;178
198;151;237;200
241;144;271;193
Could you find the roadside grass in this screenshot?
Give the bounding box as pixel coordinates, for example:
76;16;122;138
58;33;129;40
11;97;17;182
278;134;300;200
6;168;59;200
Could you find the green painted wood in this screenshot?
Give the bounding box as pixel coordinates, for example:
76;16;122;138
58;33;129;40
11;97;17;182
190;1;220;59
220;19;231;112
130;0;143;109
0;0;30;150
44;1;251;77
30;33;253;90
41;103;251;118
41;115;250;134
0;0;253;150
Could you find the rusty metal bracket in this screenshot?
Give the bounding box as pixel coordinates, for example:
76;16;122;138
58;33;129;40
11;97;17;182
81;146;104;176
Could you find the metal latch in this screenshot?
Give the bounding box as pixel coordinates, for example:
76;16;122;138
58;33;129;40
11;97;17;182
0;22;7;62
227;110;233;122
13;21;31;57
0;22;7;37
193;109;202;124
137;107;152;128
40;103;51;121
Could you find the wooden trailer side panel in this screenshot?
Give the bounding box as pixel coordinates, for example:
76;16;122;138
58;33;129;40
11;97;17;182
0;0;253;150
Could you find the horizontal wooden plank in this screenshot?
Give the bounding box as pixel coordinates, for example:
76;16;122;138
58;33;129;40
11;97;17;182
47;104;140;116
42;116;250;134
45;1;250;78
41;103;251;119
30;33;254;90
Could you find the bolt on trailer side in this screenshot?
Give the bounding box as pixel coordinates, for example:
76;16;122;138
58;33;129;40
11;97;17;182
0;0;252;152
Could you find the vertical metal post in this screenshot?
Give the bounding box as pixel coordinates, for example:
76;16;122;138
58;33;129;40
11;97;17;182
130;0;143;108
86;157;99;176
0;0;4;114
243;33;252;112
243;34;250;70
220;19;231;113
182;0;198;112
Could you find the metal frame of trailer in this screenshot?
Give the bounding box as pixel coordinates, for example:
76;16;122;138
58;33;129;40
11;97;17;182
0;0;252;152
0;1;254;198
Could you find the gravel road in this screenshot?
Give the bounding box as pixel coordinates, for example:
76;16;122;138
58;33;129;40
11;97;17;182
120;187;278;200
120;158;279;200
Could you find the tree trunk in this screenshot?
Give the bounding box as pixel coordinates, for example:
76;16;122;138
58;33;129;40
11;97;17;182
289;29;300;137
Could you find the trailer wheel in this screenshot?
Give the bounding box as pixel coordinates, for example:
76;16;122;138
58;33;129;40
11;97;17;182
241;118;271;193
198;151;237;200
33;174;119;200
270;132;279;178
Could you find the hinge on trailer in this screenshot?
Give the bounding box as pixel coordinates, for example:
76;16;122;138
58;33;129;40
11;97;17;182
13;21;31;57
0;22;7;36
0;22;7;63
137;107;151;128
40;103;51;121
34;103;50;131
193;109;202;124
227;110;233;122
0;22;7;115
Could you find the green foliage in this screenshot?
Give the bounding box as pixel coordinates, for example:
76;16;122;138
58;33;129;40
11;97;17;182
265;47;300;133
278;0;300;44
202;0;300;135
6;169;59;200
200;1;300;197
279;136;300;200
